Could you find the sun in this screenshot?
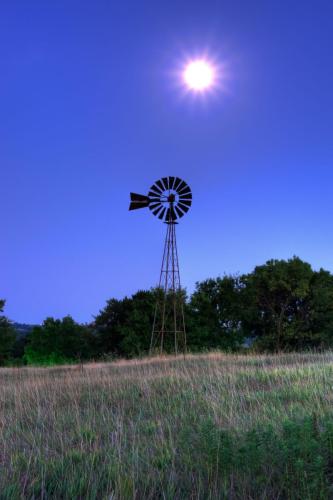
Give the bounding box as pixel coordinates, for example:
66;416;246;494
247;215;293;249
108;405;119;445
183;59;215;91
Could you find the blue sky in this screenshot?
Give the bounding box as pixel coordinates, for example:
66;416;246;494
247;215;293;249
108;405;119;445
1;0;333;323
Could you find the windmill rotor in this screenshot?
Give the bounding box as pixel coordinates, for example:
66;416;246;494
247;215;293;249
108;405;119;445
129;176;192;223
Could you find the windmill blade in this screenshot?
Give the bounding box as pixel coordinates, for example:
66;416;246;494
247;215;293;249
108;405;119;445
173;177;183;191
149;184;163;195
155;180;165;192
178;201;190;213
178;186;191;197
129;193;150;210
161;177;170;190
176;180;187;193
179;192;192;200
152;205;163;216
149;202;163;211
149;187;163;198
168;176;175;190
148;190;163;200
174;205;185;218
158;207;167;220
178;198;191;207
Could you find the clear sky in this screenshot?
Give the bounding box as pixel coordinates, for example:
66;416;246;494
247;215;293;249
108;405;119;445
1;0;333;324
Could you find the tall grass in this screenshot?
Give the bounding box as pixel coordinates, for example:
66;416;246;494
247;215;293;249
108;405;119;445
1;352;333;499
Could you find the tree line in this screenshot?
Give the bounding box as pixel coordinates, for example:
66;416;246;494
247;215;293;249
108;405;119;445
1;256;333;366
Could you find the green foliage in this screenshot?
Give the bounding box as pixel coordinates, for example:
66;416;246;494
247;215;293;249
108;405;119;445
195;414;332;499
0;300;16;365
189;257;333;353
93;289;156;357
306;269;333;348
241;257;333;351
24;316;94;365
188;276;245;351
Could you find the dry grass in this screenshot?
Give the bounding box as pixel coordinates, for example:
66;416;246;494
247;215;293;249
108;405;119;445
1;351;333;499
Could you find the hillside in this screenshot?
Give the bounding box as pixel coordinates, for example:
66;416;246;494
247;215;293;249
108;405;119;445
1;352;333;499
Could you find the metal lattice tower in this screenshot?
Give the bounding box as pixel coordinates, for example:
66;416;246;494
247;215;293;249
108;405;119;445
150;211;186;355
129;176;192;355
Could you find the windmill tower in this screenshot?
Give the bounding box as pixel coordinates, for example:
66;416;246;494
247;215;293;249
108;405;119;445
129;176;192;355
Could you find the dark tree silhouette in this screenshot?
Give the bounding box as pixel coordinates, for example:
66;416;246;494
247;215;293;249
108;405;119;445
0;300;16;365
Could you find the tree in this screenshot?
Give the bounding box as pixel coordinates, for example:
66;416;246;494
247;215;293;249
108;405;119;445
240;257;333;351
93;290;156;357
304;269;333;349
24;316;94;365
0;300;16;365
189;257;333;353
188;276;245;351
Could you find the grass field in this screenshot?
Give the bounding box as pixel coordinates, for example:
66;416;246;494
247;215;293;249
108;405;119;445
1;352;333;499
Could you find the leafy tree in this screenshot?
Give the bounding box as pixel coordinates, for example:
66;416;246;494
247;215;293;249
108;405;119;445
0;300;16;365
189;257;333;353
188;276;245;351
94;290;156;357
304;269;333;349
24;316;94;365
240;257;333;351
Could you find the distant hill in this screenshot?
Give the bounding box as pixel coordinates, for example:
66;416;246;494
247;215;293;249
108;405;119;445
12;323;35;338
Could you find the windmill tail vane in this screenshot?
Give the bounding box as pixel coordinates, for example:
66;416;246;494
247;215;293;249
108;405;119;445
129;176;192;355
129;193;150;211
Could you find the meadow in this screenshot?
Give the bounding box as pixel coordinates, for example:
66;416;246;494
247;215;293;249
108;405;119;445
1;352;333;499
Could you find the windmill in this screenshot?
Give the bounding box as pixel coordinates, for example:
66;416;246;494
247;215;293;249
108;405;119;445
129;176;192;355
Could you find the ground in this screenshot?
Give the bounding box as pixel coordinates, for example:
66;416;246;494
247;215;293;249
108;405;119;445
1;352;333;499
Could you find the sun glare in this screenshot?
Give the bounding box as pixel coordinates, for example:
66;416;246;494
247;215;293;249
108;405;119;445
183;59;215;91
